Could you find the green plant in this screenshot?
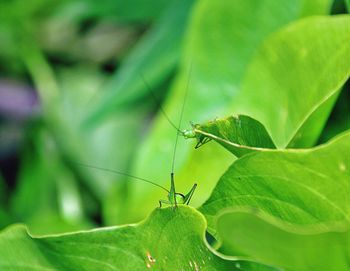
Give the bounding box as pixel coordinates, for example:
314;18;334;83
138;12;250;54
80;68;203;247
0;0;350;270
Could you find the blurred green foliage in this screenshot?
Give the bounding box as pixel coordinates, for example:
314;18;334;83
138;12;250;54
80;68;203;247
0;0;348;237
0;0;350;270
0;0;188;233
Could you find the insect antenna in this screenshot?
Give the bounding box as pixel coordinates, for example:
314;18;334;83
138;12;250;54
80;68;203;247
171;63;192;175
140;74;182;134
74;162;170;193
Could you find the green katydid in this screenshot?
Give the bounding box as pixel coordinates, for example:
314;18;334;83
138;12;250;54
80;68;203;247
74;163;197;208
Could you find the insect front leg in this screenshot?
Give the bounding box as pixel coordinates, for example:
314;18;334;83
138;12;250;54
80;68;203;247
195;137;212;149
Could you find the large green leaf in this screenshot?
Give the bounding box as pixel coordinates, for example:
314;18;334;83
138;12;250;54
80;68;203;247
216;210;350;271
231;15;350;148
125;0;332;223
200;131;350;235
0;206;276;271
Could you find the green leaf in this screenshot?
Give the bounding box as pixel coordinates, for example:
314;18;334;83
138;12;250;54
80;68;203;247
125;0;332;223
231;15;350;148
192;115;276;157
217;210;350;271
0;206;276;271
184;0;331;107
86;0;194;125
200;131;350;236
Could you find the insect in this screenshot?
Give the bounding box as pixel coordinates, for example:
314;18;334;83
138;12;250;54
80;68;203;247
75;163;197;208
77;68;206;208
159;172;197;208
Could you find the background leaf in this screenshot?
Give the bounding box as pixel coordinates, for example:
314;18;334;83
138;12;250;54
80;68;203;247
86;0;195;125
232;15;350;148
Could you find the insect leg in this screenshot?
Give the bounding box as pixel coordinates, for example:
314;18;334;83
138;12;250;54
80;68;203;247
203;137;212;144
195;141;202;149
169;173;177;207
199;137;212;147
183;183;198;205
195;136;212;149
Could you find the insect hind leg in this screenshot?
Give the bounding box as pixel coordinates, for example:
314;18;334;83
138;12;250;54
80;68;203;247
184;183;198;205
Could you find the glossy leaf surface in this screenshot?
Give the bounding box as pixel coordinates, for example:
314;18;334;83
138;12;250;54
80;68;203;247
201;131;350;234
0;206;276;271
